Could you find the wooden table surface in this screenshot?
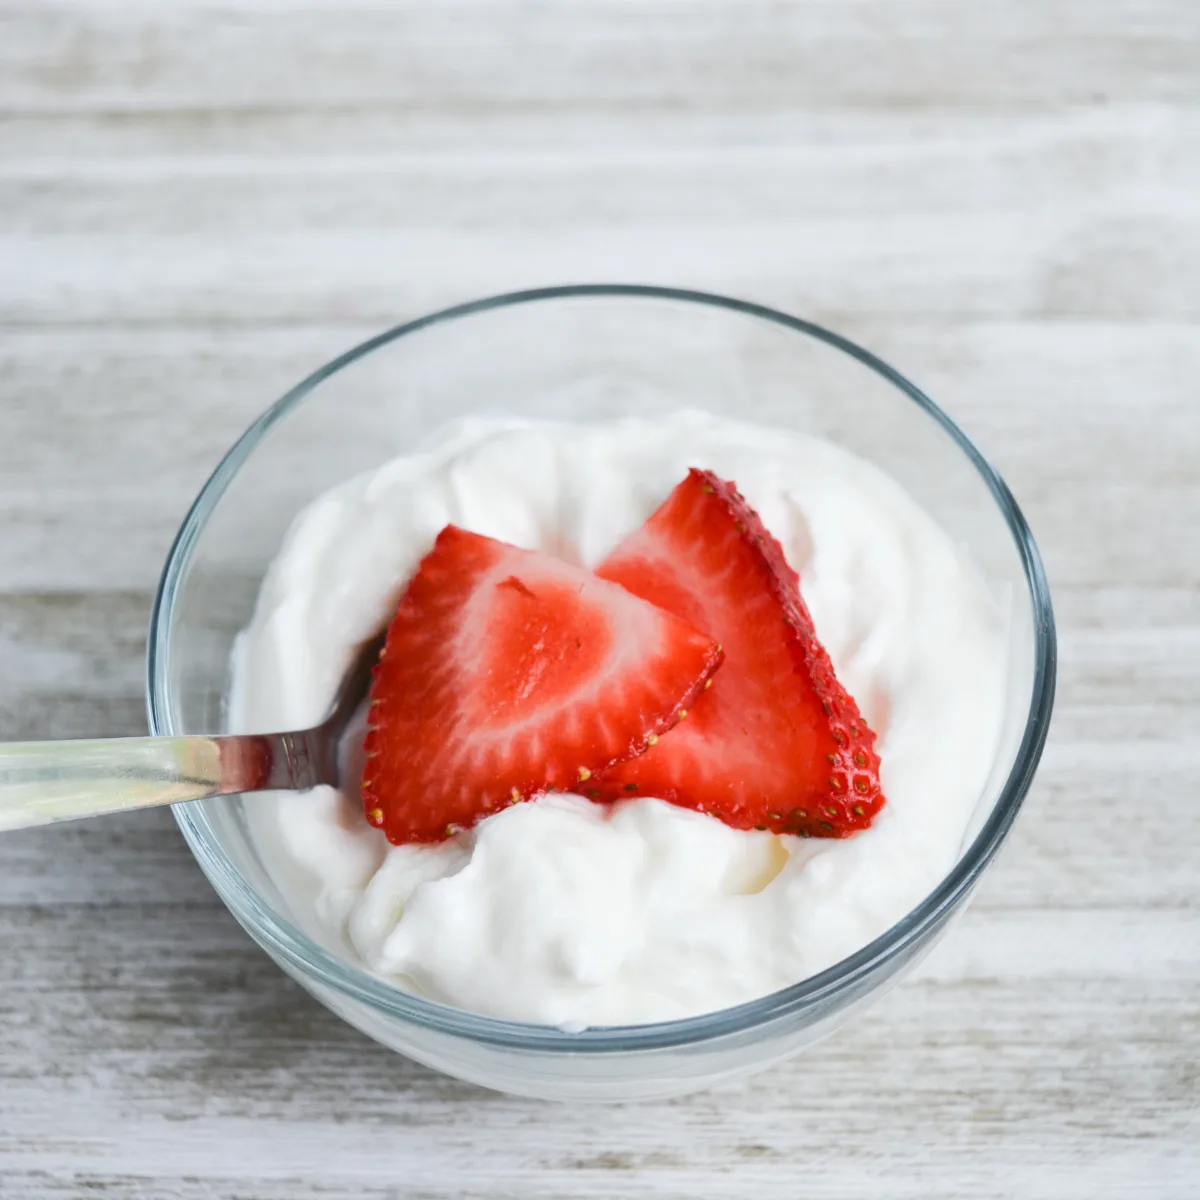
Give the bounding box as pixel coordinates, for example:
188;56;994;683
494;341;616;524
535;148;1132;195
2;2;1197;1196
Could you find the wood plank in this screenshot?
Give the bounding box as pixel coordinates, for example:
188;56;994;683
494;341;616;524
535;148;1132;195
2;322;1196;588
2;106;1196;327
2;1;1194;118
0;592;149;740
0;101;1190;162
4;209;1197;326
5;110;1196;221
0;905;1195;1198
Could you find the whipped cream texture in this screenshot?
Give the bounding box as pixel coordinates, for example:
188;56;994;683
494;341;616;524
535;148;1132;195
231;412;1007;1026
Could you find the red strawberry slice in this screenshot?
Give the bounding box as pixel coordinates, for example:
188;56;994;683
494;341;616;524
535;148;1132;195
361;525;724;844
593;469;885;838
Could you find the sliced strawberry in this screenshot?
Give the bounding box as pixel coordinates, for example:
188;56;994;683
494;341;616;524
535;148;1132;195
361;525;724;844
593;469;885;838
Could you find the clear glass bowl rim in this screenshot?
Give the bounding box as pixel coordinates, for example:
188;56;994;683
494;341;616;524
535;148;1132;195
148;283;1057;1054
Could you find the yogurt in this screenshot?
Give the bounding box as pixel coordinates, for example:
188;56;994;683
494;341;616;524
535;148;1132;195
230;411;1008;1026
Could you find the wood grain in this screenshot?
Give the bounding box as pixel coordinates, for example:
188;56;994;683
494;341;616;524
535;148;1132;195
1;1;1197;1196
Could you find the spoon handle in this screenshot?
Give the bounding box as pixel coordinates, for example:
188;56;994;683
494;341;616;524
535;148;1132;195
0;731;331;832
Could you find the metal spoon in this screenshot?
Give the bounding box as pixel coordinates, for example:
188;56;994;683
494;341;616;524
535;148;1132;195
0;633;385;834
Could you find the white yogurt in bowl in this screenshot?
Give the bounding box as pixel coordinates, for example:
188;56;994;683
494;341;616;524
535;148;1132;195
230;410;1007;1027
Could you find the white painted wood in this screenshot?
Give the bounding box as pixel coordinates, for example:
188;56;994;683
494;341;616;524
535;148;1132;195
1;1;1197;1196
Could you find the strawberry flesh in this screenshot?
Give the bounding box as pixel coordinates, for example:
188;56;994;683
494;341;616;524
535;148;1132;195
362;525;724;844
593;469;885;837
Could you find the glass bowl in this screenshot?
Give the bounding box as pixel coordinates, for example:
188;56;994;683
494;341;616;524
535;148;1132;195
147;285;1055;1101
